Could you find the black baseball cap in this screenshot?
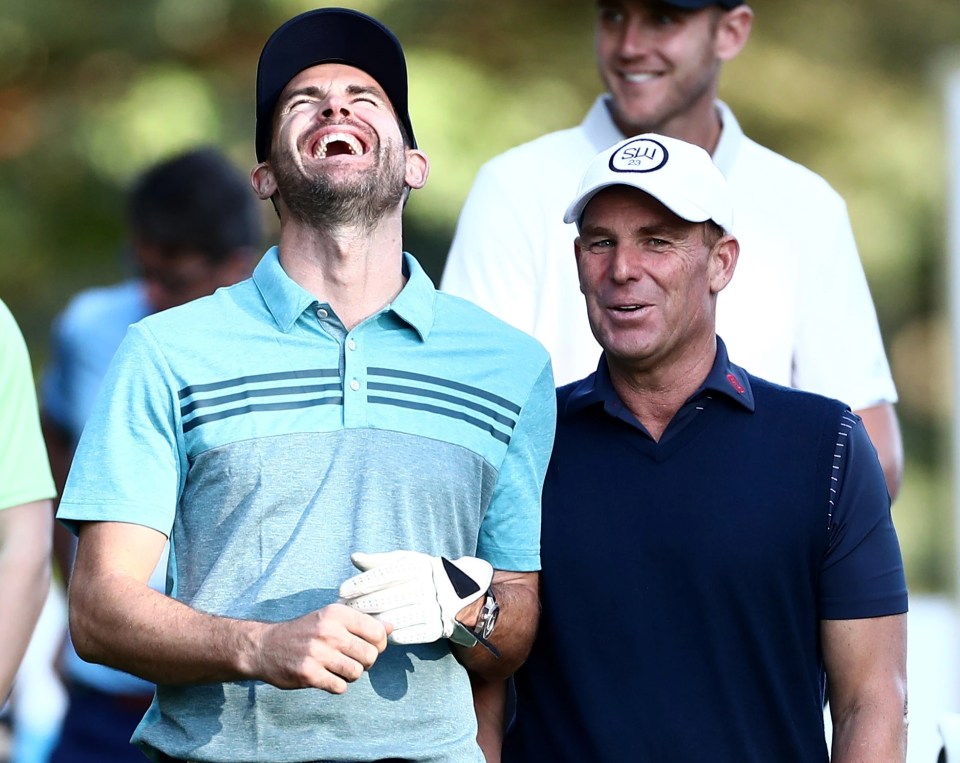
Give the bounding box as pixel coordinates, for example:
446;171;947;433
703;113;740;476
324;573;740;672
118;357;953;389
255;7;416;162
660;0;744;8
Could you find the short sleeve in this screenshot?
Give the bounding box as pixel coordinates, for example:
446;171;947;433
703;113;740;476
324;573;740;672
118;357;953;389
476;359;556;571
57;322;185;537
0;300;55;509
819;411;908;619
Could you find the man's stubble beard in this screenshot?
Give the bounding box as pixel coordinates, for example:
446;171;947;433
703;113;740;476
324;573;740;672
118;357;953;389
273;136;407;232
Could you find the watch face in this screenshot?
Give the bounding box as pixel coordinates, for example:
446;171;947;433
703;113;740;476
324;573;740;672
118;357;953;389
477;593;500;639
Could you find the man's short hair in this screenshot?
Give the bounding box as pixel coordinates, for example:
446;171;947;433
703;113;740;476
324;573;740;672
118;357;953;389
127;148;262;263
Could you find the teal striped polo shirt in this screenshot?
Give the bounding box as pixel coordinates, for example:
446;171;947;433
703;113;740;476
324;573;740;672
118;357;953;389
58;247;556;763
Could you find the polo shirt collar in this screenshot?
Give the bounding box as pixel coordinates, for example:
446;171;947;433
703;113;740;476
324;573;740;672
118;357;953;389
563;336;755;416
711;100;743;177
253;246;436;340
584;95;629;154
700;336;755;411
563;356;613;414
389;252;436;340
253;247;316;333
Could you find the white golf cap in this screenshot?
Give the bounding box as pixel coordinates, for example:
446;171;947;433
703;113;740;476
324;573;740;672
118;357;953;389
563;133;733;233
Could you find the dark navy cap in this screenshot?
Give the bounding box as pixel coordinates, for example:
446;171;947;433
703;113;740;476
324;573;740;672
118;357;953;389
255;7;416;161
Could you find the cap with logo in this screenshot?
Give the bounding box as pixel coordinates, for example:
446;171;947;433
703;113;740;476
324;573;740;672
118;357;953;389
255;7;416;162
563;133;733;234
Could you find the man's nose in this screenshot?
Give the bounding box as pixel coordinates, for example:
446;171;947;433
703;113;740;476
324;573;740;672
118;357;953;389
618;16;655;59
609;246;643;283
321;95;352;120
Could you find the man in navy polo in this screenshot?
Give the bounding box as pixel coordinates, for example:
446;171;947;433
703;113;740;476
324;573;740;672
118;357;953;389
493;134;908;762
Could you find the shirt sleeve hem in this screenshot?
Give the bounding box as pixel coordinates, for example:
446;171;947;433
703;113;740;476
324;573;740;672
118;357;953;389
821;593;909;621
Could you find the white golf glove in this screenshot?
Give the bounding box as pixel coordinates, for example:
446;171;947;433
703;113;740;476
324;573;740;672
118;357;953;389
338;550;493;647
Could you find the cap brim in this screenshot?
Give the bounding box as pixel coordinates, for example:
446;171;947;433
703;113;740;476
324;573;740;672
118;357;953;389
564;182;714;229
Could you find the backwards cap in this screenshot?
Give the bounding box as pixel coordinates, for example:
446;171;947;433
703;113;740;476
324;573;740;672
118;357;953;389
255;7;416;161
564;134;733;233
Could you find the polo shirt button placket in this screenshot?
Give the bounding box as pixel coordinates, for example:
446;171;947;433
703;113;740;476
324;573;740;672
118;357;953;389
343;331;364;427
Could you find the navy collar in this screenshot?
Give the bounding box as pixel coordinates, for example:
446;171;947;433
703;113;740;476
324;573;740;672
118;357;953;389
564;336;755;418
698;337;755;411
253;246;436;340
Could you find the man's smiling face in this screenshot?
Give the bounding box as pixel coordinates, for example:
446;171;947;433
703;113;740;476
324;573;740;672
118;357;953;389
595;0;724;138
266;63;410;227
574;184;728;375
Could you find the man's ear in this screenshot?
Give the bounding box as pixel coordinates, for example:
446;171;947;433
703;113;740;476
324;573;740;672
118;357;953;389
250;162;277;201
404;149;430;190
709;234;740;294
715;6;753;62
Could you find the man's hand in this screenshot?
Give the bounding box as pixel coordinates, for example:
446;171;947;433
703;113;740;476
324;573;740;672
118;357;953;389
338;551;493;645
253;604;390;694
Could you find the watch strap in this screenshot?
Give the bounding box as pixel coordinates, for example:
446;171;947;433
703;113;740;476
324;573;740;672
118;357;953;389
451;590;501;658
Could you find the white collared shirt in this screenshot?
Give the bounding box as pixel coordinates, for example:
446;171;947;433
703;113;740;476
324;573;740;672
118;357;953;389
442;95;897;409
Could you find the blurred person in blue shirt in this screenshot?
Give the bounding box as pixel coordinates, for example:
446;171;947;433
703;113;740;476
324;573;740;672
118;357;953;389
40;147;261;763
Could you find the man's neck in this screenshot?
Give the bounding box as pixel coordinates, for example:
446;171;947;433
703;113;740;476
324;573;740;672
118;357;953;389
608;334;718;442
277;215;407;330
608;94;724;156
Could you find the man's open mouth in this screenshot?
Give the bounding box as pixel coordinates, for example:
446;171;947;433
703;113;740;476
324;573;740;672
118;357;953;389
312;132;366;159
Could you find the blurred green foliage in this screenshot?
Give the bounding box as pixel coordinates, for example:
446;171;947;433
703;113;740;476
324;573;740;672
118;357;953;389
1;0;958;590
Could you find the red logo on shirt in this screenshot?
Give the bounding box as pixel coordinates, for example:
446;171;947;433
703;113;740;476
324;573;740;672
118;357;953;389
726;373;745;394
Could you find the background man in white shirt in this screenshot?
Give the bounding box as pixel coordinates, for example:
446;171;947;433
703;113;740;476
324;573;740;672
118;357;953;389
442;0;903;498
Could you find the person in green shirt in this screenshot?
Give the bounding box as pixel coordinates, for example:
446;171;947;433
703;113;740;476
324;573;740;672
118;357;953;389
0;298;54;701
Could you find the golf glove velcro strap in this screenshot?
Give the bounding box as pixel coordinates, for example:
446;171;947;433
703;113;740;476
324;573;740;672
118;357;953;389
338;550;493;646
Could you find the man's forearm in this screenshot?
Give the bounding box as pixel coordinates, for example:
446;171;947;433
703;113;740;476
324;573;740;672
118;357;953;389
823;614;907;763
0;500;53;699
830;695;908;763
454;572;539;679
471;673;507;763
70;571;265;685
72;521;390;693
